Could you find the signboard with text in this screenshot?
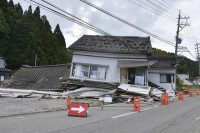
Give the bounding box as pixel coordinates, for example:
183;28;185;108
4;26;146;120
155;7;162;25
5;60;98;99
68;103;89;117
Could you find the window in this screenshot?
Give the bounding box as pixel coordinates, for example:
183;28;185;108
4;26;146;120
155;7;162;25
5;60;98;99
81;65;89;77
0;75;4;81
160;74;174;83
90;66;98;79
72;63;107;80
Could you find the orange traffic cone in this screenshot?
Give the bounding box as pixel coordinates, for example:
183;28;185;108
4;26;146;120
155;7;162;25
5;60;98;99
133;97;141;112
189;89;194;97
196;89;200;95
161;94;169;105
67;96;71;110
178;92;184;101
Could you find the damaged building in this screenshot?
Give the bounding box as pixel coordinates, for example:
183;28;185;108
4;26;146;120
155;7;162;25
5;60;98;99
68;35;153;89
1;64;70;91
1;35;176;98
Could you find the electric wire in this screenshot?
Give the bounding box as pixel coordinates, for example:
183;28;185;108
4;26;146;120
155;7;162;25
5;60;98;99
145;0;178;18
161;0;188;16
40;0;110;36
127;0;176;22
81;0;176;47
27;0;111;36
155;0;179;15
134;0;176;21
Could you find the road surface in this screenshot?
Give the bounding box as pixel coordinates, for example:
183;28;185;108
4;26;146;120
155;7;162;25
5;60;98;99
0;96;200;133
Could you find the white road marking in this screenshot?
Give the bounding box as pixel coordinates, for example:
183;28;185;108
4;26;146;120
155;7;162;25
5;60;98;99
112;106;158;119
141;106;159;111
112;112;136;119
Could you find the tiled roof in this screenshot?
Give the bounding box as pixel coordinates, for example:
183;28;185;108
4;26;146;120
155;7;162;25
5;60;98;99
67;78;119;90
148;57;176;68
2;64;70;90
69;35;152;55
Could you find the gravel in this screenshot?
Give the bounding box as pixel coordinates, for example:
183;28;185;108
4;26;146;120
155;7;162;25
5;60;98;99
0;96;100;117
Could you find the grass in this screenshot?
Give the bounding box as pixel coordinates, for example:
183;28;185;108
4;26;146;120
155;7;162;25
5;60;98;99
176;85;200;94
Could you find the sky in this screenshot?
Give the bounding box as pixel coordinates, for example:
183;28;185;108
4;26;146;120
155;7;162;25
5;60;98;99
11;0;200;60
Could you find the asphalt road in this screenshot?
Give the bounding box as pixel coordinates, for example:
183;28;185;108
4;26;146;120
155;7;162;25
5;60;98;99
0;96;200;133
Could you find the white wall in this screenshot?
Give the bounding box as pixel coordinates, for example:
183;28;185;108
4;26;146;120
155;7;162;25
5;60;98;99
0;59;5;68
70;54;119;83
148;68;176;90
177;74;189;80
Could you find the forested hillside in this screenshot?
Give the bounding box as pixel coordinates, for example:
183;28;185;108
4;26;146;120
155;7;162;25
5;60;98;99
0;0;72;70
153;48;199;79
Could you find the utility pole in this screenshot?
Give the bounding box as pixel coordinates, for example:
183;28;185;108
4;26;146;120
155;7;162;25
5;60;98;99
175;10;190;65
175;10;181;64
196;43;200;76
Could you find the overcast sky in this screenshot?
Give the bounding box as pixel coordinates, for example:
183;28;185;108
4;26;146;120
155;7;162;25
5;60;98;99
12;0;200;60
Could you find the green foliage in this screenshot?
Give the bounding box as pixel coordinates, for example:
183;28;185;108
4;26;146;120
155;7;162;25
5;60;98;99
0;9;10;56
0;2;72;71
176;76;184;89
177;56;198;80
152;48;174;56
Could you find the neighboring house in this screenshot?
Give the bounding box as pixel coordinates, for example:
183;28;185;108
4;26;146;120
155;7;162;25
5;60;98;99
1;64;70;91
68;35;157;89
177;74;192;86
194;77;200;85
177;74;189;80
148;57;176;90
0;57;11;82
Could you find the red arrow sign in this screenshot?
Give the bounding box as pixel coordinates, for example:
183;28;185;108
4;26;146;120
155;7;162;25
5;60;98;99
68;103;89;117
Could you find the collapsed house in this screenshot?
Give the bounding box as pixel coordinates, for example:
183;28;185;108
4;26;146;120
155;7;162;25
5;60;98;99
67;35;176;97
68;35;153;88
1;64;70;91
1;35;176;99
0;57;11;82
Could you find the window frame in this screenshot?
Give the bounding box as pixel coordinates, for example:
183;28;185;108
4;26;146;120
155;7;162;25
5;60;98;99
72;63;107;80
160;74;174;83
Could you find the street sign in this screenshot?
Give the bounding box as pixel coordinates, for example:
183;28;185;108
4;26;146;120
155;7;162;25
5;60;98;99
68;103;89;117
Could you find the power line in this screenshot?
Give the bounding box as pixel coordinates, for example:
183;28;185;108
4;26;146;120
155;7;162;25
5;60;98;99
145;0;177;18
127;0;176;22
27;0;111;36
134;0;176;21
40;0;110;36
180;34;200;41
81;0;176;47
162;0;179;12
25;0;155;50
161;0;188;16
155;0;179;15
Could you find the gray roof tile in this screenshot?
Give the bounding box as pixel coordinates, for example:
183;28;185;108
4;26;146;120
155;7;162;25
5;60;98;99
2;64;70;90
69;35;152;55
148;57;176;68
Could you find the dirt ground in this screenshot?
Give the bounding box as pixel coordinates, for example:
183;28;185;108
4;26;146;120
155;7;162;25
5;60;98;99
0;96;101;117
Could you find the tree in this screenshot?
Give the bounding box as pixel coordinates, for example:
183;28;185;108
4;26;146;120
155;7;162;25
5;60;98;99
8;0;14;8
0;9;10;56
14;3;23;16
54;24;66;47
33;6;40;19
1;2;72;70
24;5;32;16
176;76;184;89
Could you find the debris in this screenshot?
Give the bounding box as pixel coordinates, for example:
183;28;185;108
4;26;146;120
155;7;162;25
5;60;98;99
104;97;112;103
